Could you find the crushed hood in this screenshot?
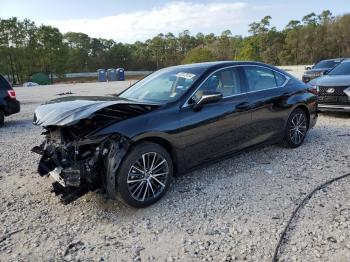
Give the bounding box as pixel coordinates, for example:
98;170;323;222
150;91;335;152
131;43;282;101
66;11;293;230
33;96;159;127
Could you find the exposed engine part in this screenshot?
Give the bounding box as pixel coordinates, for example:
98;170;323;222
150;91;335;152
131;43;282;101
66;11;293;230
32;127;131;204
58;166;81;187
49;167;65;187
49;129;63;144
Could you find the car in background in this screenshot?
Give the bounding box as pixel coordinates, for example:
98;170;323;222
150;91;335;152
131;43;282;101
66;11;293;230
23;82;39;87
302;58;346;83
32;61;317;207
309;59;350;112
0;74;20;126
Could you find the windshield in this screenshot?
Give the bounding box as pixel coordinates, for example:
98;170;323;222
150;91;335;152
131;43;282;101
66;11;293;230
120;67;205;104
314;60;340;69
328;61;350;75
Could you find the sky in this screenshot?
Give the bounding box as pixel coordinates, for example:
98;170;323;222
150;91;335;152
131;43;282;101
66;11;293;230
0;0;349;43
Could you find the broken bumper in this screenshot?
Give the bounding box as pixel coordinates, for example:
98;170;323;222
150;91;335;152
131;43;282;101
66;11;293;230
47;165;91;204
32;134;129;204
48;166;81;188
32;140;104;204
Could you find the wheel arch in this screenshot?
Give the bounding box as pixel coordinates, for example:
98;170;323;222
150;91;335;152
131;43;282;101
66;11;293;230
132;136;181;176
292;104;311;129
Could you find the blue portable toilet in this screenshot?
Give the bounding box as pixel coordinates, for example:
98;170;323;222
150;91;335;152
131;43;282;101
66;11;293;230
97;69;106;82
107;68;117;81
117;68;125;81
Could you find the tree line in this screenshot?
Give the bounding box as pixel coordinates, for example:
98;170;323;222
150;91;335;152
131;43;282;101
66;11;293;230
0;10;349;83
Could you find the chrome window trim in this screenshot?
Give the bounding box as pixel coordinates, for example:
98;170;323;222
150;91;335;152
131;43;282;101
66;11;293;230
182;64;291;108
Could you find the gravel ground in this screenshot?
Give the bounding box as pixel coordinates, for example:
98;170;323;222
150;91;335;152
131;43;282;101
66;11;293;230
0;82;349;261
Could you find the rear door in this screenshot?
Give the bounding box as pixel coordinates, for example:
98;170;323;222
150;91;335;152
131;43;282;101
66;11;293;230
241;66;289;144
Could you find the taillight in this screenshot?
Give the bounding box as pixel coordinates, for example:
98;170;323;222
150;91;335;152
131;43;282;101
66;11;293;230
7;90;16;99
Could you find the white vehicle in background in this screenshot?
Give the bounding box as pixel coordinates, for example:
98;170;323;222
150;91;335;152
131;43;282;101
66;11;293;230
23;82;39;87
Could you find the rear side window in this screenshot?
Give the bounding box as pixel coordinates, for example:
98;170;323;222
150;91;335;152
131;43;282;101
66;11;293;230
274;71;287;86
243;66;286;92
0;75;11;90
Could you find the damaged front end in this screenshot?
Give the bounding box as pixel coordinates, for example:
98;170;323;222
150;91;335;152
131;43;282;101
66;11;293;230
32;130;124;204
31;97;158;204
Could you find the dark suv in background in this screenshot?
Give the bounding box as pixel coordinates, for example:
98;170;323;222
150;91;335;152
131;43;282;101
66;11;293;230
302;58;346;83
309;59;350;112
0;74;20;126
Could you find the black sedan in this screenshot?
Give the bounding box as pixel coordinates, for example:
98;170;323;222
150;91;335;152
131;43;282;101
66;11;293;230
302;58;345;83
309;59;350;112
32;61;318;207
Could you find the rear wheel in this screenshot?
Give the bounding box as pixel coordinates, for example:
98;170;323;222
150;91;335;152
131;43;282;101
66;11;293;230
117;142;173;208
282;108;308;148
0;109;4;127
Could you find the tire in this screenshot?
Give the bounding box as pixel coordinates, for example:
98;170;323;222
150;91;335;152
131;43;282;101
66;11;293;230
0;110;4;127
117;142;173;208
281;108;309;148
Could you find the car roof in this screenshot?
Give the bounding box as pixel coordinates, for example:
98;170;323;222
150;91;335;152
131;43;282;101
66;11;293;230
167;61;279;71
163;61;294;80
319;58;348;63
341;58;350;63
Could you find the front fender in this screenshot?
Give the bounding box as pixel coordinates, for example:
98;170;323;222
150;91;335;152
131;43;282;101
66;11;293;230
91;107;181;142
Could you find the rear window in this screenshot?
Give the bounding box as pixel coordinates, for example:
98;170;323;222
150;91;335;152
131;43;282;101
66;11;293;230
0;75;11;90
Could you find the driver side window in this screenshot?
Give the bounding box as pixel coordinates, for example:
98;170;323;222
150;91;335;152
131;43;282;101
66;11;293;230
194;67;242;100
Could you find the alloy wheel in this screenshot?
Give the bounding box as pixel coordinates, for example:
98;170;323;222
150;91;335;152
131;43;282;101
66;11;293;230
290;113;307;145
127;152;169;202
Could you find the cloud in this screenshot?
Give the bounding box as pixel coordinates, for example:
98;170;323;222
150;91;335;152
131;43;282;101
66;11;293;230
44;1;274;43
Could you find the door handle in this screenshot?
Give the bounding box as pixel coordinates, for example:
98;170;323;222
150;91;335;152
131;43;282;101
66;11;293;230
236;101;250;110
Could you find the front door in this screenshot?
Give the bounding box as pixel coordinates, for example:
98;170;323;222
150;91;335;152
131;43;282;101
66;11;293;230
178;66;254;168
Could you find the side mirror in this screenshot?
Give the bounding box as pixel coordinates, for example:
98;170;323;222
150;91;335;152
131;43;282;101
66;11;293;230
192;91;222;110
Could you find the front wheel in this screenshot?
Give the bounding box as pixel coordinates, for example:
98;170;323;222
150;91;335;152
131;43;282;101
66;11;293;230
282;108;309;148
117;142;173;208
